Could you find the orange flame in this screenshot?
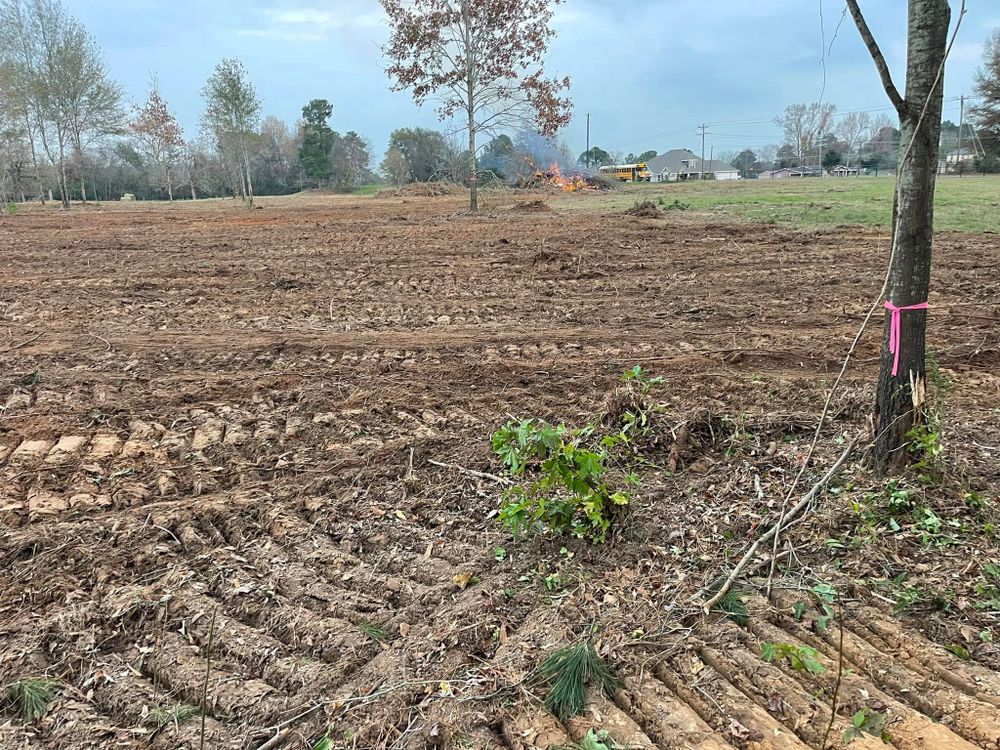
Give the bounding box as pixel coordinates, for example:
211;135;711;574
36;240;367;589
536;162;590;192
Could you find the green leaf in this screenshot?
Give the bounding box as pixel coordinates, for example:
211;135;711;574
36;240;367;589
793;601;806;621
579;729;611;750
945;643;971;660
812;583;837;602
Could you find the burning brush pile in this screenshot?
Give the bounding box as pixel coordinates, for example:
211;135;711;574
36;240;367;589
520;163;614;192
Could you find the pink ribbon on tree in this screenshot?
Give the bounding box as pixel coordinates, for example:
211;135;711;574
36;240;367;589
884;300;929;377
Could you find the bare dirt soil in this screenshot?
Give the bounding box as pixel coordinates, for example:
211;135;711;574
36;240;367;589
1;192;998;750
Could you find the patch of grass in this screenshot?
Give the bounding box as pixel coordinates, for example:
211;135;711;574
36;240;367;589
357;620;388;642
150;703;201;728
534;641;619;720
5;678;59;722
14;370;41;387
554;175;1000;233
706;578;749;627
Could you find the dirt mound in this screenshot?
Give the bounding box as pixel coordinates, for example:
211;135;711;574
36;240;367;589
379;182;465;198
623;200;664;218
510;199;552;213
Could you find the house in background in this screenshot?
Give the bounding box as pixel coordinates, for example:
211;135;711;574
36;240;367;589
759;166;825;179
945;147;975;165
939;147;976;173
646;149;740;182
829;165;860;177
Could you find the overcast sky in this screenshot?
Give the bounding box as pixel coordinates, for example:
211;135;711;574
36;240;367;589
67;0;997;161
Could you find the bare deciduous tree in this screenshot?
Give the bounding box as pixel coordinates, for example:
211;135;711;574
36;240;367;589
836;111;871;166
58;21;124;202
971;29;1000;149
380;0;572;211
775;102;837;164
201;58;261;207
0;0;122;206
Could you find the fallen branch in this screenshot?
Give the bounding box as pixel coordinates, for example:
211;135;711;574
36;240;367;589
87;332;112;351
255;729;290;750
427;459;510;485
702;435;858;612
1;332;43;352
821;600;846;750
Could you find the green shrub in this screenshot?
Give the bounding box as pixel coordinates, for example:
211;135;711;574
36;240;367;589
493;418;630;543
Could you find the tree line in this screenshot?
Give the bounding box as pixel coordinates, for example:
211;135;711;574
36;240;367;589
0;0;383;206
0;0;497;206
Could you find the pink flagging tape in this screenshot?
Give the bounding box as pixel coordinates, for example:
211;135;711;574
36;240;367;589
884;300;930;377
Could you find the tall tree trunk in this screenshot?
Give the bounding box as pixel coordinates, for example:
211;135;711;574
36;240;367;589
243;143;254;208
57;136;70;208
852;0;951;473
23;114;45;205
462;0;477;212
74;140;88;203
166;163;174;201
467;115;477;212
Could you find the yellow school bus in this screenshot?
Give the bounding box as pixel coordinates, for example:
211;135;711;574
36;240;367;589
599;163;651;182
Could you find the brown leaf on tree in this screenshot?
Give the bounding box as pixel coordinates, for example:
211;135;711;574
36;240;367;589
379;0;572;211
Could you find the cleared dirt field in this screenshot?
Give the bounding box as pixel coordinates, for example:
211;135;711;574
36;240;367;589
1;192;999;749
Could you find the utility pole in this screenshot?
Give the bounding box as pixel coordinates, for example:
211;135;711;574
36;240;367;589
586;113;591;169
957;94;965;177
698;124;707;180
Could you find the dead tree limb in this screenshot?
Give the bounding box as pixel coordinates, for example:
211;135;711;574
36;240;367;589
427;459;510;484
702;436;858;612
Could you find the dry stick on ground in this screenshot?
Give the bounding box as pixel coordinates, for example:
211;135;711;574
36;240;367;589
0;332;43;352
199;608;218;750
757;0;969;601
427;458;511;484
821;600;846;750
702;436;858;612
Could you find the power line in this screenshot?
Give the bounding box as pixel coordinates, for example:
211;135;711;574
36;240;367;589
597;97;973;154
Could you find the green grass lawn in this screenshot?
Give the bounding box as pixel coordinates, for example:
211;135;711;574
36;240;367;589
560;175;1000;233
353;183;384;196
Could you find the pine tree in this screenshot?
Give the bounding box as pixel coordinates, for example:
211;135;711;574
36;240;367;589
297;99;334;187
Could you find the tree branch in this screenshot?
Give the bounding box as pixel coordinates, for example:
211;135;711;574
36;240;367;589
846;0;906;115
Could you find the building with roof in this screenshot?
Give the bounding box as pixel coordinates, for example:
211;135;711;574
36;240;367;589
645;149;740;182
945;147;975;164
829;165;860;177
759;166;825;179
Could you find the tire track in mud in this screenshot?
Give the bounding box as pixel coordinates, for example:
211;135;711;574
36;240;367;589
4;397;1000;749
3;200;999;748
